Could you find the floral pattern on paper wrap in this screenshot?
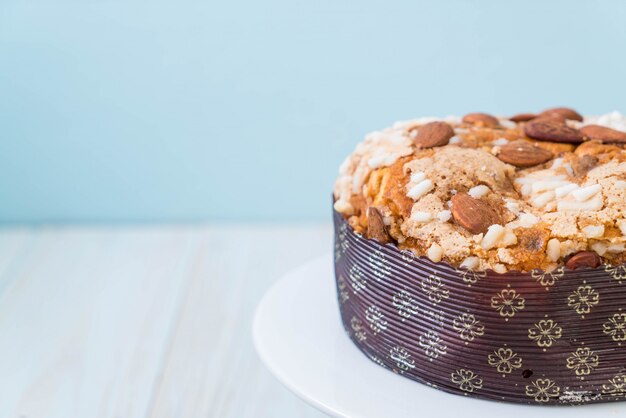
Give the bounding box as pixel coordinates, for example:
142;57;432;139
348;264;367;293
525;379;560;403
528;319;562;348
602;374;626;398
418;330;447;360
392;290;419;320
603;313;626;342
389;346;415;372
452;313;484;342
605;264;626;284
566;347;599;377
369;354;386;368
531;267;565;287
567;285;599;315
490;289;525;318
400;250;415;265
337;274;349;304
332;211;626;405
421;274;449;304
456;268;486;285
350;316;367;342
451;369;483;393
335;222;350;260
487;347;522;374
365;305;387;335
368;249;391;281
423;309;445;327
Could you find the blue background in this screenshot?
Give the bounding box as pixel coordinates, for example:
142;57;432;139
1;0;625;223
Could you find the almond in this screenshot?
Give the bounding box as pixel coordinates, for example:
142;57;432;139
462;112;500;127
451;193;502;234
531;114;567;125
539;107;583;122
571;154;598;178
565;251;601;270
412;121;454;148
367;207;392;244
524;120;584;143
509;113;537;123
497;140;554;167
580;124;626;143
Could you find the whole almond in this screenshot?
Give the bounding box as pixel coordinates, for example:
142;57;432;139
580;124;626;143
462;112;500;127
571;154;598;178
451;193;502;234
367;207;392;244
412;121;454;148
497;140;554;167
539;107;583;122
565;251;601;270
509;113;537;123
531;114;567;125
524;120;584;143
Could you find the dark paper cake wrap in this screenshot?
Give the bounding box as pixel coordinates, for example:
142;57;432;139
333;209;626;405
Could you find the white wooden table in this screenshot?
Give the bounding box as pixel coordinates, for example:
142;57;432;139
0;224;331;417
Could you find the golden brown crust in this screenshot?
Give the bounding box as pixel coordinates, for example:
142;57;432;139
335;111;626;272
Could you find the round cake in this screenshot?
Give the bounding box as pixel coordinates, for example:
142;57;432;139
332;108;626;405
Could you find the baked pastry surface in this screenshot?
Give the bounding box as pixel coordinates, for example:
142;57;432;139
333;109;626;272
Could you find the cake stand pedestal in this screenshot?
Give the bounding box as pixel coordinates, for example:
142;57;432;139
252;255;625;418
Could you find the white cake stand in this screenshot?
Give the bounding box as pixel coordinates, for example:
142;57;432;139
253;255;625;418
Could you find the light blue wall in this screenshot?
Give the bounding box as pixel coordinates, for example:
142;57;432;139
1;0;626;222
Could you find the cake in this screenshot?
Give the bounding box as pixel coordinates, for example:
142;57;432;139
332;108;626;405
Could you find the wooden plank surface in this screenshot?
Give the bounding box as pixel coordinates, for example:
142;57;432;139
0;224;331;417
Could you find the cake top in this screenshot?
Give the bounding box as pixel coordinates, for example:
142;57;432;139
333;108;626;272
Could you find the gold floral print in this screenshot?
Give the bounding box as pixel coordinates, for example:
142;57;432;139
602;374;626;398
368;249;391;281
490;289;525;318
421;274;449;304
350;316;367;342
389;346;415;372
565;347;599;376
337;274;349;303
337;222;349;254
452;313;485;342
528;319;562;348
456;268;486;285
348;264;366;293
603;313;626;342
567;285;599;315
365;305;388;335
369;354;386;368
418;330;447;360
531;267;565;287
451;369;483;393
525;378;560;403
400;250;415;265
392;289;419;320
605;264;626;284
423;309;445;327
487;347;522;374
